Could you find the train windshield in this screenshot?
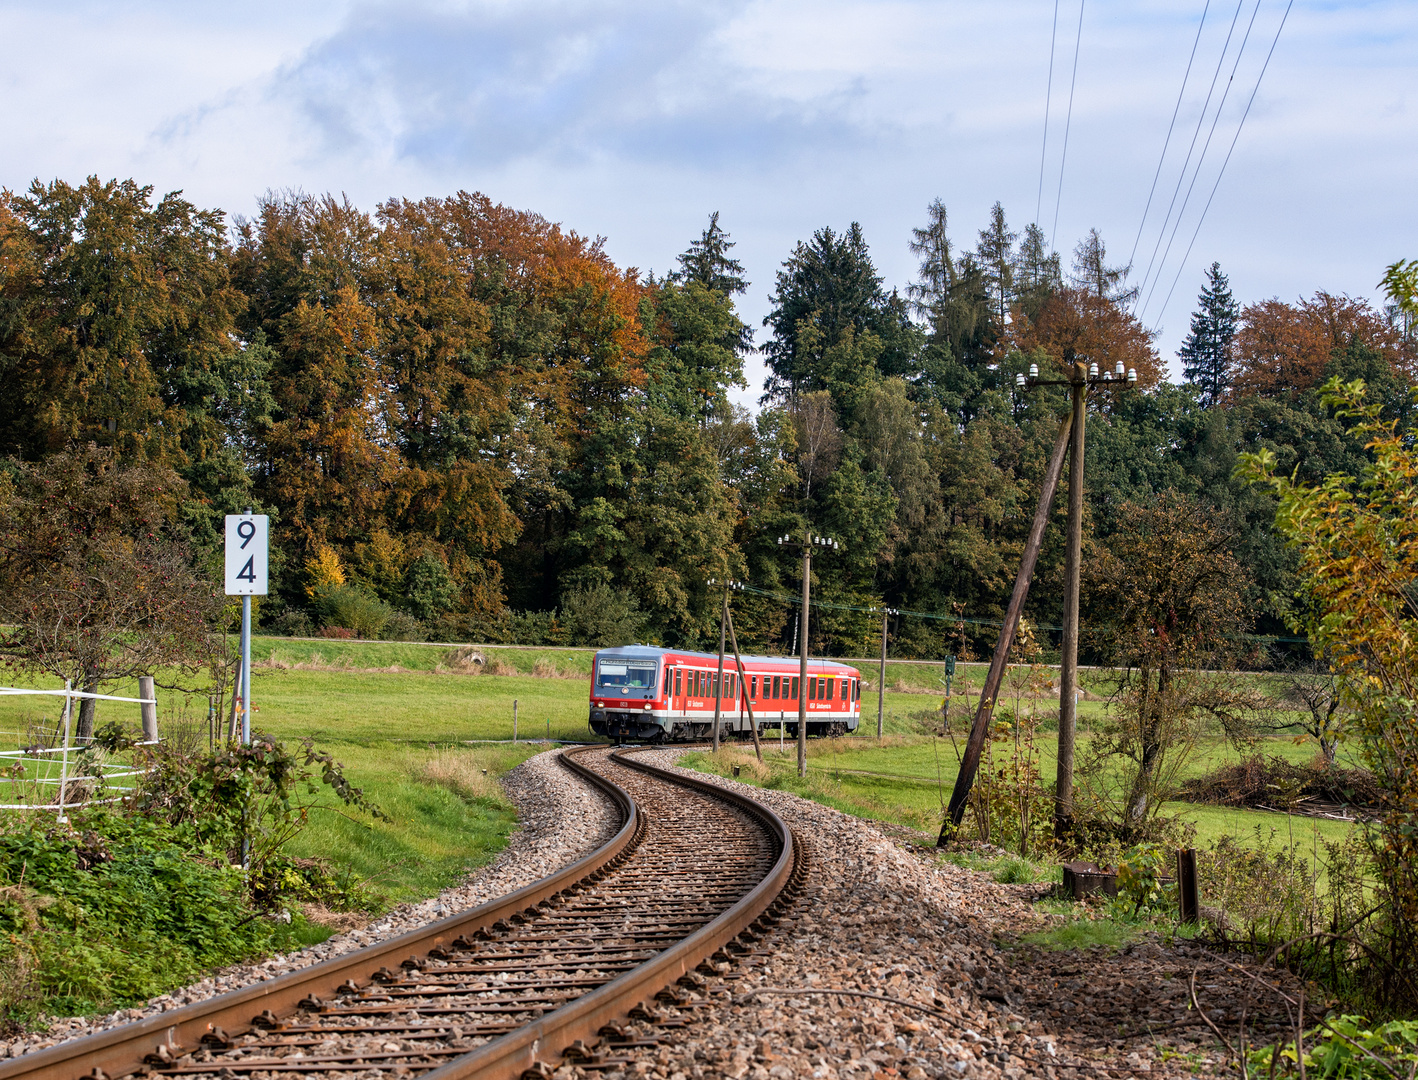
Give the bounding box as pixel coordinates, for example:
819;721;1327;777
597;658;659;689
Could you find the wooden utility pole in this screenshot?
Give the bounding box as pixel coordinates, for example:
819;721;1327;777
938;358;1136;845
777;531;839;778
1057;363;1087;835
875;607;897;738
725;605;763;762
940;413;1074;842
877;608;888;738
712;587;728;753
797;542;810;776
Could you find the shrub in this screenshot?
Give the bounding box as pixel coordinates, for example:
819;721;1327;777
559;585;642;647
0;813;269;1021
316;584;393;638
379;611;425;641
403;554;456;621
266;608;314;638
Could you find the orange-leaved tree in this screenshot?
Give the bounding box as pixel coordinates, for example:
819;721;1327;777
1238;376;1418;1010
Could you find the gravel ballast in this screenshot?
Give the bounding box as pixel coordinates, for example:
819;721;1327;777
2;746;621;1060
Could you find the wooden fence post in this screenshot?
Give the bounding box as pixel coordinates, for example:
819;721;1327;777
139;676;159;743
1177;848;1200;925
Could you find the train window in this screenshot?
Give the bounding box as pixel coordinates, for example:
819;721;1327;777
825;678;834;700
750;675;757;698
674;669;682;697
727;674;735;699
597;658;657;689
662;668;672;695
840;679;847;700
767;675;776;699
791;677;800;700
807;678;815;701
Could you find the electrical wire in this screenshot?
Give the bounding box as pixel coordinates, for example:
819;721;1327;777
1036;0;1063;230
1049;0;1086;252
1150;0;1295;331
1134;0;1247;307
1139;0;1264;324
1127;0;1213;282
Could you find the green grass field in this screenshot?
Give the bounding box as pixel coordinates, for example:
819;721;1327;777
0;638;1361;910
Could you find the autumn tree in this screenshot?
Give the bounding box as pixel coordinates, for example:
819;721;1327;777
1230;292;1415;399
1240;377;1418;1011
1013;286;1163;388
0;450;221;739
0;177;270;547
1082;491;1252;831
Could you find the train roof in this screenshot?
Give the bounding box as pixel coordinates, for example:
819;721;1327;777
594;645;858;671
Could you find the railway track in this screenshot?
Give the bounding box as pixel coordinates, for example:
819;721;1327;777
2;745;804;1080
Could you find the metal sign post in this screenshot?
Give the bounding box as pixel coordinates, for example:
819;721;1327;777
225;512;269;745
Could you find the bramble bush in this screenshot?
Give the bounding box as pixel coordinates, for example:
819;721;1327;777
0;730;385;1029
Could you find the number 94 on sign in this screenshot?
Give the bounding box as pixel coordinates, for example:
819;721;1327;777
224;515;269;596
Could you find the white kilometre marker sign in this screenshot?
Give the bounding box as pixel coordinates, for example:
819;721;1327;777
225;514;269;596
225;514;268;749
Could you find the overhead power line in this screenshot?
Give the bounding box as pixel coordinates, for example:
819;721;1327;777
1127;0;1213;280
1049;0;1086;251
1150;0;1295;330
1135;0;1247;307
1036;0;1063;229
1140;0;1265;325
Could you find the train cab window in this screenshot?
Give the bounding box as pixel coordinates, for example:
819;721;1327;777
597;658;657;690
662;667;672;696
674;669;682;697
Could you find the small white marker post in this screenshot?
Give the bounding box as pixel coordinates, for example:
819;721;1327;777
225;512;269;744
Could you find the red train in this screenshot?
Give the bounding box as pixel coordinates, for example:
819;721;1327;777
587;645;862;742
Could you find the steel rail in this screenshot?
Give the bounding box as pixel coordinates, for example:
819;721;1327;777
415;744;797;1080
3;745;801;1080
0;747;640;1080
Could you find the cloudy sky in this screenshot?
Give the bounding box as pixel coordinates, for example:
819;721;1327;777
2;0;1413;402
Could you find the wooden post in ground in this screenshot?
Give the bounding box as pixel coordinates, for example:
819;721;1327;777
513;699;518;742
712;589;728;753
1177;848;1200;924
939;413;1074;844
1057;365;1087;837
725;606;763;762
139;676;159;743
877;609;888;738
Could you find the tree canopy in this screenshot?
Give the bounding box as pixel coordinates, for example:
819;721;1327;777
2;176;1413;663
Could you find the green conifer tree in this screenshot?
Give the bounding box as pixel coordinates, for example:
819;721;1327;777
1178;262;1239;407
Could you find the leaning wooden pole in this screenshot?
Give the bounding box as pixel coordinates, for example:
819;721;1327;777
939;412;1074;844
724;607;763;762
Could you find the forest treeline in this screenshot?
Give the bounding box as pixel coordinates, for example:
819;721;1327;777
1;177;1413;660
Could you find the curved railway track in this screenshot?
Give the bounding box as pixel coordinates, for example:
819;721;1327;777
1;746;805;1080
